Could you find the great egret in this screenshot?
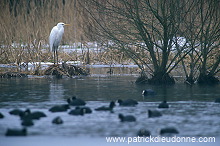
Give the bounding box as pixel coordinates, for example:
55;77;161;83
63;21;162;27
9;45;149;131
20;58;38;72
49;22;70;64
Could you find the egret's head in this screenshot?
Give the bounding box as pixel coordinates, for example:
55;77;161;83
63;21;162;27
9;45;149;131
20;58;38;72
57;22;70;27
57;22;65;26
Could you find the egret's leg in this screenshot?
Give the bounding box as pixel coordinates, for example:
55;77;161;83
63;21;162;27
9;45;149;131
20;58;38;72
56;49;58;65
53;50;56;64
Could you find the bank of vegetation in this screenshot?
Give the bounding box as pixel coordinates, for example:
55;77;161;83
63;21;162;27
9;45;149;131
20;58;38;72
0;0;219;84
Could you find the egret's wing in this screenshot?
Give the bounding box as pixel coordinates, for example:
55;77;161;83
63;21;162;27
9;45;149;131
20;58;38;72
56;28;64;47
49;26;64;52
49;26;58;52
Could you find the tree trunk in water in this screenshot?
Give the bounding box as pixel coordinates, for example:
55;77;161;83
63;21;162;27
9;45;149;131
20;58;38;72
185;63;196;85
198;54;219;85
197;73;219;85
185;75;195;85
135;71;148;84
148;71;175;85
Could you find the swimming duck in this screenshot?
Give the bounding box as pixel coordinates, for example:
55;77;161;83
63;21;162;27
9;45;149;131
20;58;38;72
67;96;86;106
95;101;115;111
19;109;31;119
68;108;85;116
27;111;46;120
118;99;138;106
21;119;34;127
148;110;162;118
20;109;46;120
158;101;169;108
75;106;92;114
160;127;179;135
5;128;27;136
142;89;155;96
118;113;136;122
52;116;63;124
9;109;24;116
137;129;151;137
49;104;70;112
0;112;4;119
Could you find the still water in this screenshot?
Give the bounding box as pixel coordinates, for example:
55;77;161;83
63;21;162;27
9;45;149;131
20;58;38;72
0;72;220;144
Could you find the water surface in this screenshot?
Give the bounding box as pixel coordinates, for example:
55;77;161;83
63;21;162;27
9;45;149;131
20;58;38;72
0;74;220;145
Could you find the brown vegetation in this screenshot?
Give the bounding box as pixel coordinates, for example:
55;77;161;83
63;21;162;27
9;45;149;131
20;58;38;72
0;0;219;84
44;64;88;78
0;72;27;78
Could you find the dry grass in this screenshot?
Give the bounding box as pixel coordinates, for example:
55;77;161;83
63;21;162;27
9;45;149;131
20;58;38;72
0;1;131;65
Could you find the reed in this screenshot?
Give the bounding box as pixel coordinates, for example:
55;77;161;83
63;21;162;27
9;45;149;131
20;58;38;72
0;0;131;65
0;0;219;84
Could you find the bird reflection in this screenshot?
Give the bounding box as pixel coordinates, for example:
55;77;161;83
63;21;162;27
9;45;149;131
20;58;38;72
49;82;64;100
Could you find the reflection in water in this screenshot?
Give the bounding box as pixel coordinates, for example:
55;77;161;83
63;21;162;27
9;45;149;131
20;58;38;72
162;85;168;101
49;81;64;101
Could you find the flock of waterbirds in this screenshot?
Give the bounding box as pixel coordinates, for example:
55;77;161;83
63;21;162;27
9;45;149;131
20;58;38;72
1;89;220;137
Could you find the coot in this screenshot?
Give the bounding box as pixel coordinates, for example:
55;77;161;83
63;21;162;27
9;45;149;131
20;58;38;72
142;89;155;96
160;127;179;135
0;112;4;119
21;119;34;127
20;109;46;120
158;101;169;108
49;104;70;112
5;128;27;136
69;108;85;116
9;109;24;116
67;96;86;106
148;110;162;118
75;106;92;114
95;101;115;111
52;116;63;124
118;113;136;122
118;99;138;106
137;129;151;137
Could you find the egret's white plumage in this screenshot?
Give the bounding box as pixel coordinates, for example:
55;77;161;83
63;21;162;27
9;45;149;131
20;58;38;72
49;22;69;64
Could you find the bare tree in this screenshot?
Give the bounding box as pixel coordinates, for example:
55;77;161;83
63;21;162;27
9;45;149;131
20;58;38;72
181;0;220;84
196;0;220;84
80;0;195;84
